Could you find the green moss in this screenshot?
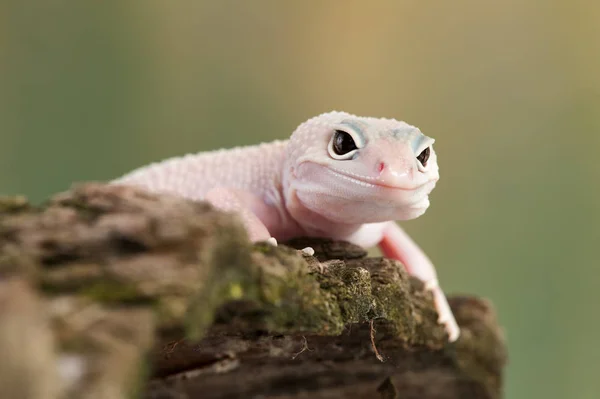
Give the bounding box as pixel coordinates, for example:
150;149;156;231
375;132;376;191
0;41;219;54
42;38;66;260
79;281;154;305
370;283;416;339
313;261;375;324
183;234;253;340
227;282;244;299
231;244;436;339
245;244;346;335
128;356;152;399
0;196;30;214
252;242;274;254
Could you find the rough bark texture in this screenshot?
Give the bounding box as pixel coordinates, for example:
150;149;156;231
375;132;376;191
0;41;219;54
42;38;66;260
0;184;507;399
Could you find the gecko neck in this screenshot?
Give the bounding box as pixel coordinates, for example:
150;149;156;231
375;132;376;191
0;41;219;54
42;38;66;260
281;187;363;241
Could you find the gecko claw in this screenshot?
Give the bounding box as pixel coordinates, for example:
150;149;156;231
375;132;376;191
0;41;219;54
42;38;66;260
300;247;315;256
424;278;439;291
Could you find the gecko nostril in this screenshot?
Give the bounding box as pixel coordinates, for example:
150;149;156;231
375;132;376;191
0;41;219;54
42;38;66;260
378;162;385;173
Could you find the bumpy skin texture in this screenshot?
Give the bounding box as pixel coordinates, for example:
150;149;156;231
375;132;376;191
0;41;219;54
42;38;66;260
113;111;459;341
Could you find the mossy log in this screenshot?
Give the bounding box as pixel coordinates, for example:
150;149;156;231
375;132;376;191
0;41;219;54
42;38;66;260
0;184;507;399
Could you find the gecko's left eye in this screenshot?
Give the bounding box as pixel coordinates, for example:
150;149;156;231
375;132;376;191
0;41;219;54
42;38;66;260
416;147;430;168
328;130;359;160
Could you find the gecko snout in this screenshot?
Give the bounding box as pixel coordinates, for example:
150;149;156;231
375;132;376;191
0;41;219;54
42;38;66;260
376;159;414;185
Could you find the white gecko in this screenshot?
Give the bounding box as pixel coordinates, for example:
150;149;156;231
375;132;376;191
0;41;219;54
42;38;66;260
113;111;460;342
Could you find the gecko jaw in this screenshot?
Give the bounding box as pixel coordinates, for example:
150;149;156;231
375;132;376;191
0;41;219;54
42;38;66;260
290;160;437;223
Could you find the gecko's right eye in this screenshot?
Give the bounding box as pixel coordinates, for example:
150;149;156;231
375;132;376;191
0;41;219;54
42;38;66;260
328;130;359;160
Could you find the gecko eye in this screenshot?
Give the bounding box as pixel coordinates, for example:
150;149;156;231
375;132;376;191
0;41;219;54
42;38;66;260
328;130;358;160
416;147;430;167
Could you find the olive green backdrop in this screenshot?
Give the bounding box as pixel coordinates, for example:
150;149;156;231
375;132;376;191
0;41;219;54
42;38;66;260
2;2;599;398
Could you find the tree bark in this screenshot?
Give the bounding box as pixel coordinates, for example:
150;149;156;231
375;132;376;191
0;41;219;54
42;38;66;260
0;184;507;399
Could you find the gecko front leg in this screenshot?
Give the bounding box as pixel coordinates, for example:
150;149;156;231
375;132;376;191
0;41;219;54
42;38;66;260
205;187;274;243
378;222;460;342
205;188;313;254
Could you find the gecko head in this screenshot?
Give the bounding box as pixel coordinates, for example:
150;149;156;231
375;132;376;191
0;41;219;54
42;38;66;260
283;111;440;225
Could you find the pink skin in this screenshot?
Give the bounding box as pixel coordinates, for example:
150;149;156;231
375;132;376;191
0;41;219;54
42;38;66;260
112;111;460;342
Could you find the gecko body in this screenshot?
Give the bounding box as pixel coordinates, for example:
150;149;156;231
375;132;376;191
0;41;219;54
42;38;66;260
113;111;459;341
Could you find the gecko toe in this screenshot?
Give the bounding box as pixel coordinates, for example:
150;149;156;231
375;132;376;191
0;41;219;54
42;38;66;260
426;278;460;342
445;321;461;342
300;247;315;256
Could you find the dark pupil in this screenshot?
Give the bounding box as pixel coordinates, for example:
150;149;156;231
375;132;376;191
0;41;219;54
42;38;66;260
333;130;357;155
417;147;430;166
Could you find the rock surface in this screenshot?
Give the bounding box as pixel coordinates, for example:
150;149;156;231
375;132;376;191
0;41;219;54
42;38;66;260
0;184;507;399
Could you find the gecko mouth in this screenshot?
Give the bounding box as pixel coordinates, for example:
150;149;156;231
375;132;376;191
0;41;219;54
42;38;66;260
325;166;435;193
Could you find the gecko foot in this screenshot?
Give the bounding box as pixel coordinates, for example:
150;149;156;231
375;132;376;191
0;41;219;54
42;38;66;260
425;279;460;342
266;237;278;246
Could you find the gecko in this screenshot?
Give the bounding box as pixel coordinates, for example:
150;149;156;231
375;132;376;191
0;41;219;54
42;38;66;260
112;111;460;342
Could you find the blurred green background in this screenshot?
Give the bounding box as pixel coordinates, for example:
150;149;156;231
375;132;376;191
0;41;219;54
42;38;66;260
2;1;599;398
